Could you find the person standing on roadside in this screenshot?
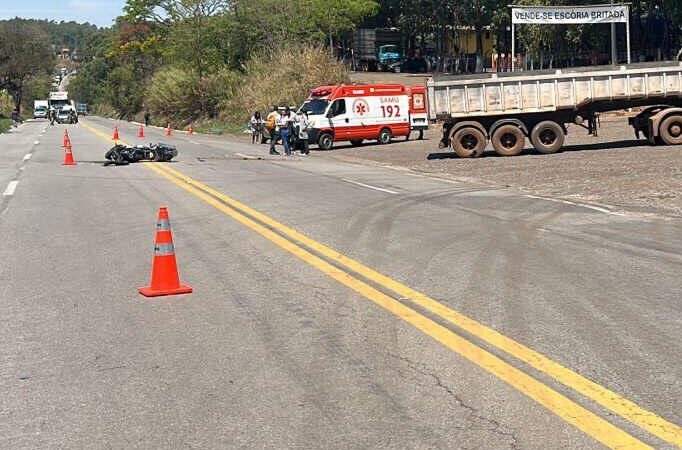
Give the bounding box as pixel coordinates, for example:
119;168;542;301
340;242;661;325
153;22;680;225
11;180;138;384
144;109;151;127
11;108;20;128
278;107;293;156
297;110;310;155
250;111;262;144
266;106;281;155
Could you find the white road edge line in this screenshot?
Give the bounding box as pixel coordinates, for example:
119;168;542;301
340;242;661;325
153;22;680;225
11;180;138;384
341;178;399;195
3;180;19;196
23;153;32;161
524;194;623;216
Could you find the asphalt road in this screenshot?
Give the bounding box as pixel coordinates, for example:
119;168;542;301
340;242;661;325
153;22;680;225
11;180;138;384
1;117;680;449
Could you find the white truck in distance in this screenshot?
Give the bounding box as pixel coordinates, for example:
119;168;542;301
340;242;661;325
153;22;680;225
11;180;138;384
48;91;70;110
34;100;48;119
427;61;682;157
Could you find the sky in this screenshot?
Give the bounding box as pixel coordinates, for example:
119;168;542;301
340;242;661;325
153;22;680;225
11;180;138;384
0;0;127;27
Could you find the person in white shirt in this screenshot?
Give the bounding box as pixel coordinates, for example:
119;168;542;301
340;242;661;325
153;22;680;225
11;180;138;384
297;110;310;155
277;107;294;155
250;111;262;144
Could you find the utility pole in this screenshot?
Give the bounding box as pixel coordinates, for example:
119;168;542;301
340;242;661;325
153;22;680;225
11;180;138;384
611;0;618;64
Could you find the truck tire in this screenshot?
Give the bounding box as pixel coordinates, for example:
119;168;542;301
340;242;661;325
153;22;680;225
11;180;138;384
659;115;682;145
491;125;525;156
530;121;564;154
318;133;334;150
451;127;486;158
378;128;392;144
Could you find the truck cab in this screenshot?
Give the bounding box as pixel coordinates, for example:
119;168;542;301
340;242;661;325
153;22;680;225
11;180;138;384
378;45;403;71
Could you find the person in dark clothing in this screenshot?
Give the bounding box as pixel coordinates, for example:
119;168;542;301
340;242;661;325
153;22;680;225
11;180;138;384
144;110;151;127
11;108;20;128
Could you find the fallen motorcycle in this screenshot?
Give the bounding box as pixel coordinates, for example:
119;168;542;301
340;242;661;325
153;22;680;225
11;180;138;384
105;143;178;165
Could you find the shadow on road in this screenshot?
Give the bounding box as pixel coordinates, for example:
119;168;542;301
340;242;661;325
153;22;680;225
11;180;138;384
427;139;648;160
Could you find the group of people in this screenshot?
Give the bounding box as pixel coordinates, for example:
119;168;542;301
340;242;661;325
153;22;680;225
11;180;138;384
250;106;311;156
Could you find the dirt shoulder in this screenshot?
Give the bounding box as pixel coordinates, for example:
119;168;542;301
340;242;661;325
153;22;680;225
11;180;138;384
323;120;682;217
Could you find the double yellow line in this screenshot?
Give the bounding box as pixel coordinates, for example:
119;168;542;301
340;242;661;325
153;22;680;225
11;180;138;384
81;120;682;449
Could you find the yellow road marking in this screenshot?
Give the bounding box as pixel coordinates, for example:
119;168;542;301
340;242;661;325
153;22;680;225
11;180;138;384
81;119;681;448
159;159;682;449
144;162;650;450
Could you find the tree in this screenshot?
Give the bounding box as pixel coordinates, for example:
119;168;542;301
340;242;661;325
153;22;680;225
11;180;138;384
310;0;379;54
0;20;53;113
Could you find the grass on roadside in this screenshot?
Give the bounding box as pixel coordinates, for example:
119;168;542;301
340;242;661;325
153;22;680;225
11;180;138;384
0;118;11;134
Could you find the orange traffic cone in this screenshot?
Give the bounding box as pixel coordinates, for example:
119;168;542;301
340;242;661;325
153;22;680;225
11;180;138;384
113;125;120;141
138;207;192;297
187;124;193;135
138;124;145;138
62;130;70;148
62;142;76;166
165;124;172;137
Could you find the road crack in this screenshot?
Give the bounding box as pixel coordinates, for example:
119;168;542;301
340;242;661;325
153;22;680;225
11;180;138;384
388;352;520;450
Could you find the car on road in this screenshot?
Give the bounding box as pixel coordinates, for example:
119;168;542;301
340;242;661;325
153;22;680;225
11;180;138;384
76;103;88;115
389;56;428;73
55;106;78;124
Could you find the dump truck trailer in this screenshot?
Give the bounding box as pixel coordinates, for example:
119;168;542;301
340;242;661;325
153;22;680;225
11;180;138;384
427;61;682;157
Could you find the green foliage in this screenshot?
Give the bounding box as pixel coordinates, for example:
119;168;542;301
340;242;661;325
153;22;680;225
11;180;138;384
223;44;350;124
103;66;144;119
2;18;101;52
70;0;374;123
21;74;51;112
0;19;54;113
145;67;201;120
0;118;11;134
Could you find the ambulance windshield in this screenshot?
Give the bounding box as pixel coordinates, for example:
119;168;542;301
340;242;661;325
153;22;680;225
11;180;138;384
301;98;329;116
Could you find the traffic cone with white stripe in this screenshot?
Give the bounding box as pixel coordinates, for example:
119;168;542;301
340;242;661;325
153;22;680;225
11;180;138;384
165;124;172;137
139;207;192;297
62;141;76;166
187;124;193;135
62;130;70;148
113;125;120;141
138;124;144;138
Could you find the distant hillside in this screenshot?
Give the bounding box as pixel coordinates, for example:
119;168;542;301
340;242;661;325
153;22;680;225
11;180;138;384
0;18;103;53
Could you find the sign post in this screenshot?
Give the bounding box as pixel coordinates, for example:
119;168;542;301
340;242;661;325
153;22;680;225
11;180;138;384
510;3;631;71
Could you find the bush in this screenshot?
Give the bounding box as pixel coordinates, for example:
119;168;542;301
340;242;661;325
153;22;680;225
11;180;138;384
146;67;239;126
146;67;200;123
103;66;144;119
222;44;349;124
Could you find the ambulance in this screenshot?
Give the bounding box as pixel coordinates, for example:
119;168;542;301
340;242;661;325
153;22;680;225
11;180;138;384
302;83;426;150
407;85;428;140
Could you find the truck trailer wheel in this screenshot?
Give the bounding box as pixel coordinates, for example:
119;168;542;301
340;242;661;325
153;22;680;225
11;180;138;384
318;133;334;150
451;127;486;157
659;115;682;145
530;121;564;154
491;125;525;156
